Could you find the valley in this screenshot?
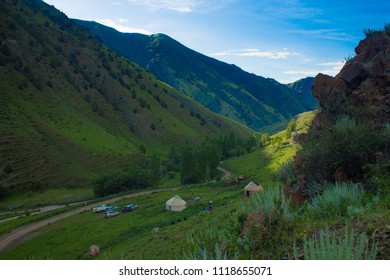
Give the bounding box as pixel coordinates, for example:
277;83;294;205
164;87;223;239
0;0;389;261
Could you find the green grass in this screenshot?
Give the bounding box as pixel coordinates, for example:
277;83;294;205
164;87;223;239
0;182;247;260
221;111;316;185
0;187;94;211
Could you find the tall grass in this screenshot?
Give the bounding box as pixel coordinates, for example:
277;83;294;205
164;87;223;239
294;228;377;260
245;185;293;219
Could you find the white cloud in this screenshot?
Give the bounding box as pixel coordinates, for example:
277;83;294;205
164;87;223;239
288;29;358;42
128;0;196;12
211;48;295;60
95;18;152;34
127;0;236;13
284;61;345;78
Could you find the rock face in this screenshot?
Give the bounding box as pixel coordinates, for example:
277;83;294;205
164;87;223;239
312;31;390;125
285;31;390;205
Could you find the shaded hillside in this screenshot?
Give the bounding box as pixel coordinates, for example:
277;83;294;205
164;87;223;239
287;77;318;109
77;20;314;131
0;0;253;197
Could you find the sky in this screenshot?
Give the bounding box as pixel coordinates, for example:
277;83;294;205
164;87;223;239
43;0;389;84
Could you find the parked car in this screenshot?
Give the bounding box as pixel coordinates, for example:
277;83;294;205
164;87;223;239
122;204;138;213
92;205;109;213
105;210;119;218
104;206;119;213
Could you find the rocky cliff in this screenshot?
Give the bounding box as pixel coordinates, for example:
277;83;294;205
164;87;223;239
312;31;390;128
285;29;390;204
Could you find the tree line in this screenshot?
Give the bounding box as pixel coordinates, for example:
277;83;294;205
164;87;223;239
165;133;257;184
92;153;160;197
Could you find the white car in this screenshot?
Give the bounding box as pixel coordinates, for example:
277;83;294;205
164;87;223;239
105;210;119;218
92;204;108;213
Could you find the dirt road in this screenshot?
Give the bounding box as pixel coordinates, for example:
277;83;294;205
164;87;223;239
217;166;232;180
0;189;172;255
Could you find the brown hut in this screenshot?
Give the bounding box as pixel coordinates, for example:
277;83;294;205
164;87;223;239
244;182;264;197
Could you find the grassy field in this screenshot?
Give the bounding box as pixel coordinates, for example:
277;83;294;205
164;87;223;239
0;111;316;260
0;182;249;259
221;111;316;185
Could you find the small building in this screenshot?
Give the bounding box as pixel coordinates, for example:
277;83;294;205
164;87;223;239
166;195;186;211
244;181;264;197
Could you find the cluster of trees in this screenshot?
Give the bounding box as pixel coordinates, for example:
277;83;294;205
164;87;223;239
260;119;297;147
165;133;257;185
93;133;257;197
92;153;160;197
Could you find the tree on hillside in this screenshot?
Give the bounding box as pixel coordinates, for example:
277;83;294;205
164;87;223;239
260;133;270;146
286;119;297;139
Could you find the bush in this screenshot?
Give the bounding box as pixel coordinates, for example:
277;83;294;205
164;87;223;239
245;186;294;219
241;186;297;258
308;182;367;219
276;160;297;185
296;116;389;189
294;228;377;260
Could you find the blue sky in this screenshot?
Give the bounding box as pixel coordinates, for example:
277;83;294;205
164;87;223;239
43;0;389;83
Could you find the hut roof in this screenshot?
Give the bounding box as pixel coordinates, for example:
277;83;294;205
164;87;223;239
166;195;186;206
244;182;264;192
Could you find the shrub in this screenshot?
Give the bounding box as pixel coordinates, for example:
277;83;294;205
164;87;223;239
241;186;297;258
246;185;293;219
183;222;234;260
295;116;389;189
276;160;297;185
308;182;367;219
294;228;377;260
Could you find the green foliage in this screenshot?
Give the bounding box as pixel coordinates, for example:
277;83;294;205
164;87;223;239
270;136;282;147
240;186;297;258
294;228;377;260
364;23;390;37
308;182;369;219
184;226;231;260
78;20;315;132
276;160;297;186
296;116;389;187
92;154;161;197
260;133;270;146
178;134;256;184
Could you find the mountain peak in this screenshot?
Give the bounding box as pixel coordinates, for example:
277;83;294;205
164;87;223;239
78;20;315;131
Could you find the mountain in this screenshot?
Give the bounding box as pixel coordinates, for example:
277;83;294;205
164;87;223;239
76;20;314;131
0;0;253;197
287;77;318;109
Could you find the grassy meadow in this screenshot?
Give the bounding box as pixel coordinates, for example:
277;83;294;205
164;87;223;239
0;111;318;260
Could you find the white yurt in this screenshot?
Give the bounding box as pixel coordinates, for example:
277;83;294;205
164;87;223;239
244;181;264;197
166;195;186;211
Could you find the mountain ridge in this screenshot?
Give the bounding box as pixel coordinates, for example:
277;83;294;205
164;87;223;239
0;0;252;196
77;20;317;131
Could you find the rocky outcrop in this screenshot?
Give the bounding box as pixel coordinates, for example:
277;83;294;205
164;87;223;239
285;31;390;204
312;31;390;125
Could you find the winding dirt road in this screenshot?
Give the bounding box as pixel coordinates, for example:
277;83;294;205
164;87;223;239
0;189;172;255
217;166;232;180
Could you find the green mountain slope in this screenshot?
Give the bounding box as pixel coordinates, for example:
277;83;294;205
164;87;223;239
287;77;318;109
76;20;313;131
0;0;253;197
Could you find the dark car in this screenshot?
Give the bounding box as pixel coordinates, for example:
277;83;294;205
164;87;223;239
122;204;138;213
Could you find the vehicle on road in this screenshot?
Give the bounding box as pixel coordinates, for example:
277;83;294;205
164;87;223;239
105;210;119;218
122;204;138;213
92;205;109;213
